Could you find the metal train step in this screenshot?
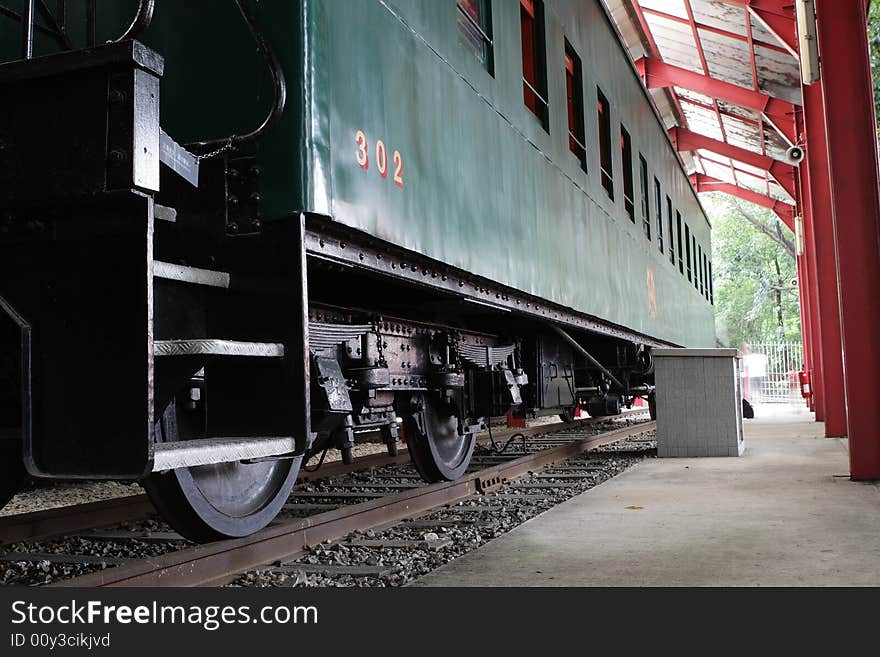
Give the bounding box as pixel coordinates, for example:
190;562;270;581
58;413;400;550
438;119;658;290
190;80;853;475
153;339;285;358
154;205;178;223
154;261;230;289
152;436;297;471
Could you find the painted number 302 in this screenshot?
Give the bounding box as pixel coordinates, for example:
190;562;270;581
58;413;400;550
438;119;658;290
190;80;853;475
356;130;404;189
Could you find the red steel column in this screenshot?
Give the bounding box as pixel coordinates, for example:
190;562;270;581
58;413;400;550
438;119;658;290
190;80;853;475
815;0;880;477
793;106;820;413
796;166;822;416
802;80;846;437
796;258;815;410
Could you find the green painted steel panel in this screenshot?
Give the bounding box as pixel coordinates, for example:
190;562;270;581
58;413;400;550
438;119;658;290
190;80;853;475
0;0;715;347
314;0;715;346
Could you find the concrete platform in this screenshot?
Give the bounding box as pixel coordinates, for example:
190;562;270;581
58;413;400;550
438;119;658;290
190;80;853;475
412;404;880;586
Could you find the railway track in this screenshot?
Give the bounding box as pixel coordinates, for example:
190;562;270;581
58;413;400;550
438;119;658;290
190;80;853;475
0;414;654;587
0;448;415;547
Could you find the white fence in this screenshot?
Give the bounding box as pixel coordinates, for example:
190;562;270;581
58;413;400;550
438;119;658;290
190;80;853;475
741;342;804;404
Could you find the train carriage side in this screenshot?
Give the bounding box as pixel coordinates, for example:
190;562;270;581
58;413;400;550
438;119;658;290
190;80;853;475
302;0;715;347
0;0;716;541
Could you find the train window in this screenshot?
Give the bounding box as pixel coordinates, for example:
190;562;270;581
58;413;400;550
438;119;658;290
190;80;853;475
704;252;710;301
709;260;714;304
703;252;708;299
621;126;634;221
685;223;692;282
457;0;494;75
655;178;664;253
520;0;548;130
692;234;699;290
706;258;710;299
667;197;675;265
639;155;650;239
702;248;707;296
597;88;613;200
698;245;704;295
565;41;587;172
676;211;684;274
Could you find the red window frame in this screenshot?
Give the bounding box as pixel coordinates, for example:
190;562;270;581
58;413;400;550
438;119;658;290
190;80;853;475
565;41;586;171
520;0;548;129
597;88;613;200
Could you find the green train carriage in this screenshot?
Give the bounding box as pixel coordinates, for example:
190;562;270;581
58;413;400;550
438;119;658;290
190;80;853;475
0;0;715;540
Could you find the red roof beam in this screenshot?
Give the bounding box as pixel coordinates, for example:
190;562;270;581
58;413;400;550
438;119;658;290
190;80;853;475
696;152;774;183
669;126;797;199
638;5;791;56
678;97;763;126
635;57;797;145
689;173;795;229
717;0;799;58
682;102;761;126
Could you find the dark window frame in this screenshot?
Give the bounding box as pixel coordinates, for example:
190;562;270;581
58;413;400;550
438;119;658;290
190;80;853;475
457;0;494;75
520;0;549;131
597;88;613;200
639;154;650;238
667;197;675;265
692;234;699;290
655;178;664;253
676;211;684;274
685;223;692;282
621;125;635;221
564;40;587;172
698;244;704;295
703;251;710;300
708;260;714;305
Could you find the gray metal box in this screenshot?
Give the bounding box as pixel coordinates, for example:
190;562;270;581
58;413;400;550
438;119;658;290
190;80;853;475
653;348;744;457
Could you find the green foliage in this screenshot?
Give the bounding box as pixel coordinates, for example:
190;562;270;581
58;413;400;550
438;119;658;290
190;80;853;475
871;1;880;126
703;195;801;347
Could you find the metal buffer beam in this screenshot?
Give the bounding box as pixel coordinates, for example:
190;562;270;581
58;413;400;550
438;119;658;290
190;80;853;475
635;57;797;145
668;126;797;201
689;173;794;229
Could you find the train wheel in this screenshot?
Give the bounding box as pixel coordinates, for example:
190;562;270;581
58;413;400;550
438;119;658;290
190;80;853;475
0;439;24;510
143;396;300;543
403;393;475;482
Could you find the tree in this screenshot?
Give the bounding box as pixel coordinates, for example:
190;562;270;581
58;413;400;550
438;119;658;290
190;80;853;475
870;1;880;129
703;194;801;347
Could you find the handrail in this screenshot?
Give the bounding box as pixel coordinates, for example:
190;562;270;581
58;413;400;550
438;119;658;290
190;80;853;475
20;0;34;59
114;0;155;42
522;77;549;108
193;0;287;155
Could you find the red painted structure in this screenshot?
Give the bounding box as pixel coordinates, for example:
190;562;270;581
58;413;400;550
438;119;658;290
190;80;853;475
668;127;797;201
814;0;880;478
615;0;880;477
635;57;797;145
689;174;794;228
801;80;845;436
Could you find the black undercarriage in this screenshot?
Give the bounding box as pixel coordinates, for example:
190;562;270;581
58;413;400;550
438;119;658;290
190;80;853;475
0;39;658;542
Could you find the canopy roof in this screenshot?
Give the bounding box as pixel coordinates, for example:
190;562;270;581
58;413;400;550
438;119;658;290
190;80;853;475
605;0;802;213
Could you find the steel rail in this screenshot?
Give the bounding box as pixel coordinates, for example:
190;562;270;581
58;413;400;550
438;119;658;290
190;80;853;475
0;495;156;547
0;412;644;546
54;419;654;588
